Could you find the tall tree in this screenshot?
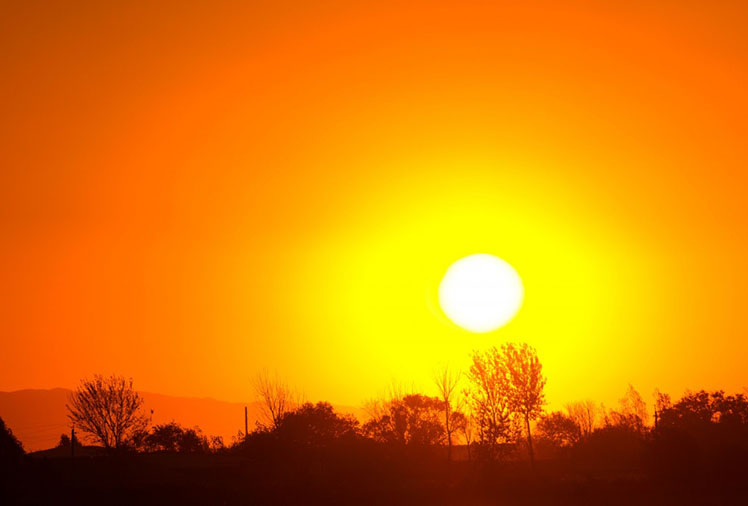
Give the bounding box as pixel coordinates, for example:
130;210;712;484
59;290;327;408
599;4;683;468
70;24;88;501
503;343;546;469
66;374;150;451
466;347;516;459
434;365;461;461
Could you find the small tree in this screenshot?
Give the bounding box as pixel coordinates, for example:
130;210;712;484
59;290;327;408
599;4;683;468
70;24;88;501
274;402;359;446
504;343;546;469
145;422;182;452
565;400;602;439
363;394;445;446
177;427;210;453
254;370;300;429
461;411;476;460
57;432;84;450
140;422;210;453
537;411;580;449
449;410;473;460
209;435;225;452
67;374;150;451
609;384;648;433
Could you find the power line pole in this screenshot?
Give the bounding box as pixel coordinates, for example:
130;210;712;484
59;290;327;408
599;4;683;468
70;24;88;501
71;424;75;459
244;406;248;441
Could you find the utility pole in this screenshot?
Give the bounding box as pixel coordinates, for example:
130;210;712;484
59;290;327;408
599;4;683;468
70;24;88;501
71;424;75;458
244;406;248;441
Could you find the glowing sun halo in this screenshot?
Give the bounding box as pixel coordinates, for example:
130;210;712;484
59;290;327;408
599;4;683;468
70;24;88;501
438;254;524;333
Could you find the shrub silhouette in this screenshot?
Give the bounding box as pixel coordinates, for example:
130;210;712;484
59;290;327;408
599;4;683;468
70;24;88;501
141;422;210;453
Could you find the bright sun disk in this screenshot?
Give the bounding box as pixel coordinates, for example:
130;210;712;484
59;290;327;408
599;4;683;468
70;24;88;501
438;253;524;332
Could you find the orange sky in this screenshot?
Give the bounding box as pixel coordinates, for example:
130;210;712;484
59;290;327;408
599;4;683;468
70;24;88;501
2;0;747;410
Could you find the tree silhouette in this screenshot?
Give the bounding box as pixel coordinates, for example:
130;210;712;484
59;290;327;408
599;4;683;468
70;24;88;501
274;402;359;447
537;411;579;450
654;388;672;428
503;343;546;469
657;390;748;430
363;394;445;446
254;370;300;429
177;427;210;453
466;347;516;459
57;432;84;450
565;400;601;439
66;374;150;451
142;422;210;453
145;422;182;452
608;384;648;433
455;410;475;460
0;417;24;469
649;389;748;478
433;365;462;461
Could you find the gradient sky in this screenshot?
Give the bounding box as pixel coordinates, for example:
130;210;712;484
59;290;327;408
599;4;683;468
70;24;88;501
2;0;747;410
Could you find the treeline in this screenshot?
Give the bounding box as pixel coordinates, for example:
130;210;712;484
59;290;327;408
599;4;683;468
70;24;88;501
3;343;748;505
42;343;546;461
3;342;748;475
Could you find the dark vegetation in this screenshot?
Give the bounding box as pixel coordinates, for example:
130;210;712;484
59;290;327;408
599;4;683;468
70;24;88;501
2;344;748;505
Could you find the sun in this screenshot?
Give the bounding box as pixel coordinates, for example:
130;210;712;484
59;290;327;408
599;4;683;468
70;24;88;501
438;254;524;332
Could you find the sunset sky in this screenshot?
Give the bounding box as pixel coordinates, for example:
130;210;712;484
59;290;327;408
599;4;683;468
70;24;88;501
2;0;747;410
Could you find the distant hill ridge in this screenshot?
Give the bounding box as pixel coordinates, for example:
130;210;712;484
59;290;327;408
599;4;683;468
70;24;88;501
0;388;364;452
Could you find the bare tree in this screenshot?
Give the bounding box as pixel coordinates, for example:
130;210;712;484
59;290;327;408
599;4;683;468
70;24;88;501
609;384;648;433
461;410;475;460
362;398;388;421
565;399;602;439
503;343;546;470
254;370;300;429
385;380;410;402
67;374;150;451
434;365;462;461
620;384;648;424
450;409;474;460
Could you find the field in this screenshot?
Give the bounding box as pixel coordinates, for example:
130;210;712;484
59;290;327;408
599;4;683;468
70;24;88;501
4;450;747;506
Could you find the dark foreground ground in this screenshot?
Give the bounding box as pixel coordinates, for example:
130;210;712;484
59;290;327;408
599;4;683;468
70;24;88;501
3;452;748;506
